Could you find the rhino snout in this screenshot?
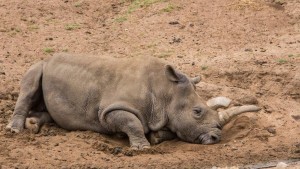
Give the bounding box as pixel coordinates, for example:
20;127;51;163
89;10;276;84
197;132;221;145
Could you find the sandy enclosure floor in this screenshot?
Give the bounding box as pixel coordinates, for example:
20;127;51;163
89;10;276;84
0;0;299;168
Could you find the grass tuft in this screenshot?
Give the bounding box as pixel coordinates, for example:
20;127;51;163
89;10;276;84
43;47;55;54
65;23;80;30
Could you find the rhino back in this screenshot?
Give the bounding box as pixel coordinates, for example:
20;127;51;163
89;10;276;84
42;53;166;133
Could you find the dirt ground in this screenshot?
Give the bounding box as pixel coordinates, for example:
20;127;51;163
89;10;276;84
0;0;299;168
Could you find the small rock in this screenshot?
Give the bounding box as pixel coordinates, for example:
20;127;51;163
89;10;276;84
276;162;288;168
0;93;8;100
170;37;181;44
291;115;300;121
245;48;253;52
124;151;133;156
274;0;285;5
11;91;19;101
177;55;183;58
169;21;179;25
266;126;276;134
255;60;268;65
237;96;258;105
260;48;267;52
264;105;273;114
231;147;238;150
111;147;122;155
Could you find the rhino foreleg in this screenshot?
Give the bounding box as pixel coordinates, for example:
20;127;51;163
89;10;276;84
149;128;176;145
6;62;44;133
105;111;150;150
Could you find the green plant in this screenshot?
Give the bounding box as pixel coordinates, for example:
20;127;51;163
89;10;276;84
115;0;168;22
14;28;21;32
277;59;288;64
156;51;172;58
201;66;208;70
65;23;80;30
161;3;175;12
28;25;39;30
288;54;294;57
74;1;82;7
43;47;54;53
115;16;128;23
62;48;69;52
128;0;166;13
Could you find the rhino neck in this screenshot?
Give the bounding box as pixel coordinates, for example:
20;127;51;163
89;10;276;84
147;93;169;131
146;65;172;131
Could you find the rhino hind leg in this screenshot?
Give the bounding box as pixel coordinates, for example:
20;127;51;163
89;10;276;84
105;110;150;150
6;61;44;133
149;128;176;145
25;111;53;133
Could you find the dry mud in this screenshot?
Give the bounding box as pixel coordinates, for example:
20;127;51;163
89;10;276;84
0;0;299;168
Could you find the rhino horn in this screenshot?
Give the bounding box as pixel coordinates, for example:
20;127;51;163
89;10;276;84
206;96;232;110
191;76;201;84
218;105;261;126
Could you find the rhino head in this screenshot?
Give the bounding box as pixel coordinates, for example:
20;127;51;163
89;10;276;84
154;65;260;145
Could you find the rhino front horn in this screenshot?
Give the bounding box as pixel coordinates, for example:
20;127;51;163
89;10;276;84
218;105;261;125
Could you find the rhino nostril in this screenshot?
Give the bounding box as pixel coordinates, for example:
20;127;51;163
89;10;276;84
210;135;219;142
216;124;222;130
198;133;220;144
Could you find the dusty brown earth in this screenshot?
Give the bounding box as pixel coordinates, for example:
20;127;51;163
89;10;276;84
0;0;299;168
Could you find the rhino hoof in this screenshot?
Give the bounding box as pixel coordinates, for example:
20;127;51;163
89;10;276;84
5;121;13;131
149;132;162;145
130;144;151;150
6;121;22;133
25;117;40;134
142;145;150;149
11;127;21;133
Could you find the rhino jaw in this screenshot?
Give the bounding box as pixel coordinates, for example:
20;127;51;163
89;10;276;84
197;132;221;144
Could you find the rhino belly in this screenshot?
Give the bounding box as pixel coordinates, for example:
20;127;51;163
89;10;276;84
41;68;107;133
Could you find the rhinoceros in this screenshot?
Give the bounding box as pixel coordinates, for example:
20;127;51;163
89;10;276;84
6;53;260;149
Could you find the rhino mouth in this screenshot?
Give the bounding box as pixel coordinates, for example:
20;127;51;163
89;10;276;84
196;132;221;145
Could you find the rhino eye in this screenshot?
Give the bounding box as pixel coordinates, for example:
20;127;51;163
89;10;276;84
193;107;204;118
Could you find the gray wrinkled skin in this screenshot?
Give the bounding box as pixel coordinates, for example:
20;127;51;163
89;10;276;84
7;53;221;149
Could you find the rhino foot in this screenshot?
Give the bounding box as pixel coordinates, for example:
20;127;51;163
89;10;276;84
6;121;21;133
25;117;40;134
5;121;12;131
6;115;25;133
149;129;176;145
129;137;151;150
130;143;150;150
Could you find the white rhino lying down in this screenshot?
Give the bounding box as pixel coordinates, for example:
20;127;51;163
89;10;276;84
6;53;260;149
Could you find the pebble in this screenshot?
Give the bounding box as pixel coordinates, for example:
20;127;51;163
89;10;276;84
266;127;276;134
169;21;179;25
245;48;253;52
276;162;288;168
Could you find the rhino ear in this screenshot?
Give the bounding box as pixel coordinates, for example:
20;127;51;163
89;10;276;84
165;65;187;83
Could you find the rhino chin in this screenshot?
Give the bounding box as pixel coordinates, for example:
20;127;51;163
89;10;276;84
197;133;220;145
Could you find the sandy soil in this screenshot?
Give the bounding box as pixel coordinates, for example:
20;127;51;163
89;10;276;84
0;0;299;168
